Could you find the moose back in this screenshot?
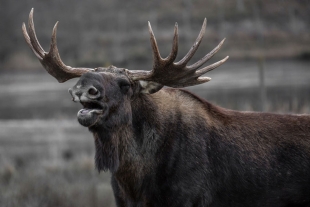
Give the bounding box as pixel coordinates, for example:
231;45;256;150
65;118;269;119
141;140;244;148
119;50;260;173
22;9;310;207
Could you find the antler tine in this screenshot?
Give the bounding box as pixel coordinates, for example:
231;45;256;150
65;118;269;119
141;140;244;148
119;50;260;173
188;38;226;70
148;22;162;66
195;56;229;77
27;9;45;59
165;23;179;64
47;21;72;72
22;9;45;60
178;76;212;88
22;23;43;60
176;18;206;66
22;9;93;83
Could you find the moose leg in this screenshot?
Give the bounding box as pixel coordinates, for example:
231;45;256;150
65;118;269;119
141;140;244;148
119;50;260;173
111;176;128;207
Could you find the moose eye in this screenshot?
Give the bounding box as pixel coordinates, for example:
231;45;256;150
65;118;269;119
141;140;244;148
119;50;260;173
118;80;131;94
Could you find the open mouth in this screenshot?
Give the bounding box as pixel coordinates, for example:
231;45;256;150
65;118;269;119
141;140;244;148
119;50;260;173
79;101;105;114
77;101;107;127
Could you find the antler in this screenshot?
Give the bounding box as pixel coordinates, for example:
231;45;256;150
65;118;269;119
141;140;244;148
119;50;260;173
22;9;93;83
128;18;229;88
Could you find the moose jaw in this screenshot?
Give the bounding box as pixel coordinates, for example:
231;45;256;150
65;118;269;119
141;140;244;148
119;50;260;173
22;8;310;207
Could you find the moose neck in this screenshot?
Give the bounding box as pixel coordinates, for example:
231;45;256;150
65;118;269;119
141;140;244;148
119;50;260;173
90;88;214;174
89;91;162;174
84;89;213;176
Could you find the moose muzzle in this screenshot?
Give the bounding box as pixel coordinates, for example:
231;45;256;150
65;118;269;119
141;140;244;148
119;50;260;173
68;85;107;127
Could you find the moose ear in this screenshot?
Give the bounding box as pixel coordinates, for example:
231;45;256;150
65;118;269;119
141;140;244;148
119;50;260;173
138;80;163;94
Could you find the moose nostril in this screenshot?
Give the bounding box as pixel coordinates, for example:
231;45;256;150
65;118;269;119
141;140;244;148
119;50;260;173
88;87;99;96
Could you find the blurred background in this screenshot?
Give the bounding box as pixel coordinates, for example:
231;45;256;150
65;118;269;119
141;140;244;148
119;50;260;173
0;0;309;206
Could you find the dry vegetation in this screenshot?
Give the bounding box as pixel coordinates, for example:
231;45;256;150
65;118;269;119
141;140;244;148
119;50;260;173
0;120;116;207
0;156;115;207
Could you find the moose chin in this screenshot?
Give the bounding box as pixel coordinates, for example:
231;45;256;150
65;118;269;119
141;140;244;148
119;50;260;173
22;8;310;207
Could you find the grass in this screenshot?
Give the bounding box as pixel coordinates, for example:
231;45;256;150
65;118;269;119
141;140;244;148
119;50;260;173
0;152;115;207
0;119;116;207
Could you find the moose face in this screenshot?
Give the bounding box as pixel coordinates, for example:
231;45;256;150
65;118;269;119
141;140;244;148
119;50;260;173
68;67;134;128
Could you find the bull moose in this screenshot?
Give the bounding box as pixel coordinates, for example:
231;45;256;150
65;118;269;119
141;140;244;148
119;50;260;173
22;9;310;207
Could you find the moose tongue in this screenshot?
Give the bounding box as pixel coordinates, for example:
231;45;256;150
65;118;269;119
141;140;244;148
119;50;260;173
79;108;104;115
80;108;91;114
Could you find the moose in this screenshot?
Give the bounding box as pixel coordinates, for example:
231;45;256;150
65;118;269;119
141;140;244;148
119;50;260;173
22;9;310;207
